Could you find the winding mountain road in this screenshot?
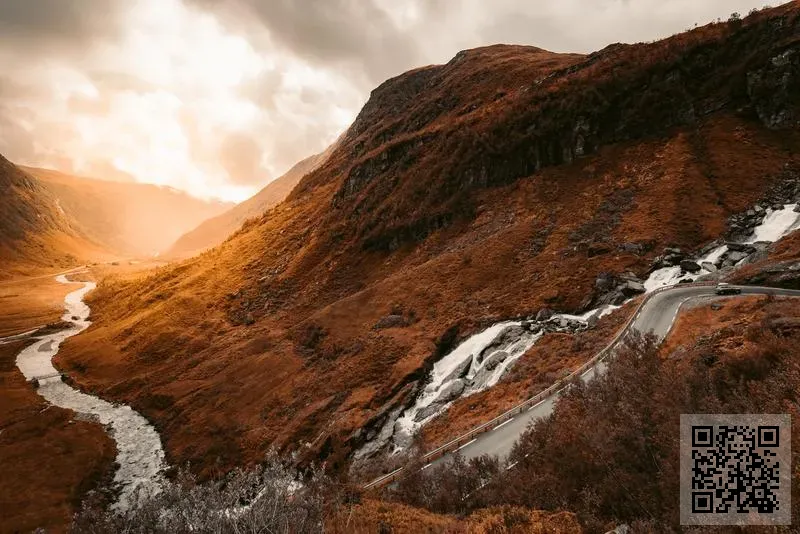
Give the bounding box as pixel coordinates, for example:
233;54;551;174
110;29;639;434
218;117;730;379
366;284;800;488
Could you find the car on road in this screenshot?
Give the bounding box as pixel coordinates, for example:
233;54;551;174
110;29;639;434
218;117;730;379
715;283;742;296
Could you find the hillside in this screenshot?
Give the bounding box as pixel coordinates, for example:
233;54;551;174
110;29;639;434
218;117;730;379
57;2;800;480
167;149;331;258
22;166;232;257
0;154;111;277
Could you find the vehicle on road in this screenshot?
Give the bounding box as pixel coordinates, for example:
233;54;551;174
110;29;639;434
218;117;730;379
715;283;742;296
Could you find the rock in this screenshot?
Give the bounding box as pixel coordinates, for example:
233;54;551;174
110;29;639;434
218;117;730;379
477;325;527;364
373;314;408;330
664;247;683;255
795;204;800;213
754;204;765;214
587;243;612;257
726;242;757;254
711;303;724;311
597;290;627;306
619;280;645;296
244;313;255;325
619;242;644;255
594;273;616;291
726;251;750;264
414;404;440;423
680;260;702;273
772;204;784;211
483;350;509;371
535;308;554;321
679;278;694;284
619;271;642;282
435;379;466;404
701;262;718;272
442;356;473;384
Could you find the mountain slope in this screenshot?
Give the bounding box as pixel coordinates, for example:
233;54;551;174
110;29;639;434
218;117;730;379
167;149;331;258
22;167;232;257
58;3;800;477
0;155;109;277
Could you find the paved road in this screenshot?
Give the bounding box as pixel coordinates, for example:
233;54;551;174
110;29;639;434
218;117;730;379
425;285;800;469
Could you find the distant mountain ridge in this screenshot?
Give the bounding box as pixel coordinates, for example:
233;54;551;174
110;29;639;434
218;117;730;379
22;166;233;257
167;145;335;257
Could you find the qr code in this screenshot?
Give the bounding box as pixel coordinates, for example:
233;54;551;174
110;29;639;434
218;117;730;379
681;414;791;526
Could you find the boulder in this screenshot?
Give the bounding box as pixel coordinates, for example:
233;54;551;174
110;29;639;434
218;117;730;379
619;271;642;282
477;326;526;363
794;204;800;213
727;251;750;264
680;260;702;273
726;242;757;254
483;350;509;372
535;308;555;321
594;273;616;291
664;253;684;266
596;290;627;306
435;379;466;404
619;280;646;296
442;356;473;384
373;314;409;330
701;262;718;272
414;404;441;423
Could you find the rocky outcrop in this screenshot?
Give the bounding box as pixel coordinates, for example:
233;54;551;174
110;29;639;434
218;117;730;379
591;271;646;307
680;260;702;273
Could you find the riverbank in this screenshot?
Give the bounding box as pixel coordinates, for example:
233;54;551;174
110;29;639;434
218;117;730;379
0;340;116;533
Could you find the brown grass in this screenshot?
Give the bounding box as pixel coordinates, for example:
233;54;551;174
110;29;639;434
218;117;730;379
0;341;116;533
54;3;800;480
327;499;582;533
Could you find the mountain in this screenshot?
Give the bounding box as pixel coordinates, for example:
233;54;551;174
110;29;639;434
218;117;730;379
57;3;800;479
22;167;233;257
167;148;332;258
0;154;109;276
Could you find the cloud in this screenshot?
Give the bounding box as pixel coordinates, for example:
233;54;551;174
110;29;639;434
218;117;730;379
0;0;124;51
0;0;776;203
219;132;267;185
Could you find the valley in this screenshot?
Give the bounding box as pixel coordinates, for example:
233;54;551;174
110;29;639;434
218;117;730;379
2;2;800;532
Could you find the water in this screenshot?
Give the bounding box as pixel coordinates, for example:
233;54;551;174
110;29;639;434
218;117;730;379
15;275;165;510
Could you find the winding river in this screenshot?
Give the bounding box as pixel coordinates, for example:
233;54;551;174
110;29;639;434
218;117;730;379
15;274;165;510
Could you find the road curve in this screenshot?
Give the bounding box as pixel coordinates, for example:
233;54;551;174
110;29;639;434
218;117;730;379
368;284;800;485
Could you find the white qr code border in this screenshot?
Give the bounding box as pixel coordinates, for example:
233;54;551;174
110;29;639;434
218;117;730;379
680;414;791;526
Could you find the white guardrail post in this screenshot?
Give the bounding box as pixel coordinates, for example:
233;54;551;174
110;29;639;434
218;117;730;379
362;282;719;489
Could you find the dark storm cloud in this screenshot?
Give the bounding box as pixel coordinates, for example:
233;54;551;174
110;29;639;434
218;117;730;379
0;0;123;50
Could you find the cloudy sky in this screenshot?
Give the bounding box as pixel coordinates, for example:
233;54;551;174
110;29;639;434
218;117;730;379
0;0;774;202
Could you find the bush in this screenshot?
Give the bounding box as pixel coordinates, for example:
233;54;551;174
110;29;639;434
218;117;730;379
72;455;330;534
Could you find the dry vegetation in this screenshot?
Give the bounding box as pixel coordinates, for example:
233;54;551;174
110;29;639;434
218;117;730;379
53;3;800;482
387;296;800;532
0;275;74;337
0;341;116;533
